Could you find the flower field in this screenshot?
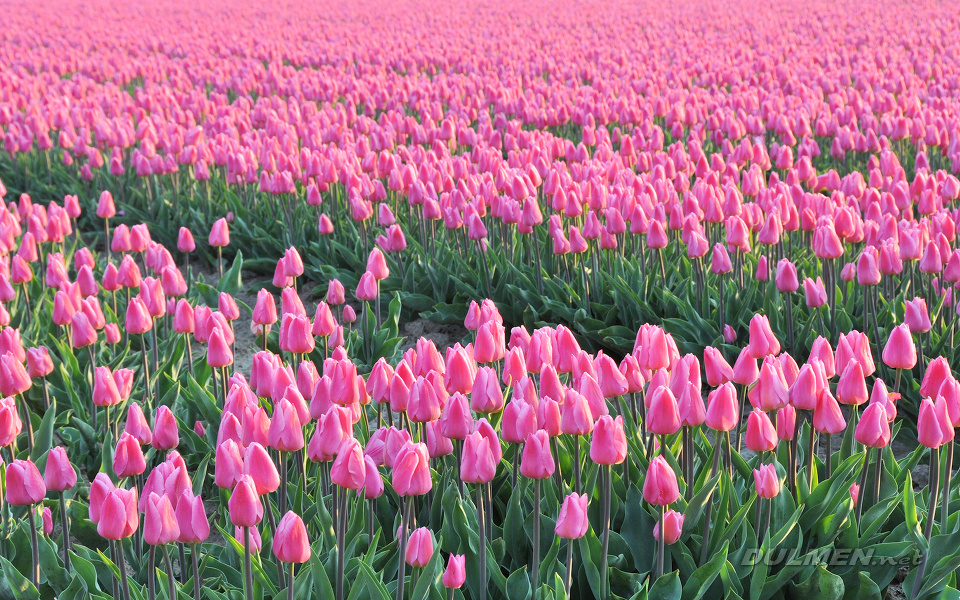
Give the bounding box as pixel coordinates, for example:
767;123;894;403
2;0;960;598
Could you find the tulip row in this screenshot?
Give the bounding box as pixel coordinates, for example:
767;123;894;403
0;186;956;600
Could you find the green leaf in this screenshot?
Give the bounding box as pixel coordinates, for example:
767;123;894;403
0;555;40;600
506;566;533;600
648;571;682;600
680;541;728;600
789;565;844;600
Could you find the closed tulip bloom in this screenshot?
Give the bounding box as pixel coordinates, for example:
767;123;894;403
918;398;945;448
177;227;196;253
125;402;153;445
704;347;734;386
425;420;453;458
502;399;537;444
538;396;562;436
209;218;230;247
125;297;153;335
442;554;466;589
0;396;22;446
392;442;433;496
678;384;705;428
235;526;262;552
471;366;504;413
461;430;498;484
5;459;45;505
753;464;780;498
521;430;555;479
215;440;245;489
361;455;384;499
229;475;263;527
104;323;122;344
153;406;180;450
754;357;788;411
803;277;827;308
244;443;280;494
745;409;778;452
936;397;955;444
438;392;473;440
41;506;53;536
776;404;797;441
748;314;780;359
813;389;846;434
646;385;681;435
643;456;680;506
331;438;366;490
408;377;442;423
114;432;147;478
0;353;31;397
207;327;234;368
591;415;627;465
43;446;77;492
274;511;311;564
474;321;506;364
173;299;195;334
882;324;917;370
905;298;931;333
97;191;116;219
144;492;180;546
367;248;389;280
775;259;799;292
405;528;434;567
555;493;590;538
88;473;115;524
653;509;684;544
355;271;378;301
279;313;315;354
855;403;891;448
732;347;759;385
560;389;594;435
267;398;304;452
920;357;953;401
705;383;738;431
97;487;139;540
836;360;868;406
26;347;53;379
253;289;278;326
176;490;210;544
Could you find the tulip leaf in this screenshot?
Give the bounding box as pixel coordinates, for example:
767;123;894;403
680;472;720;542
680;540;728;600
847;572;882;600
0;555;40;600
506;566;532;600
216;250;244;295
29;398;56;463
648;570;681;600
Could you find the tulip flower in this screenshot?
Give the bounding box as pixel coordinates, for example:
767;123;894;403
274;511;310;599
653;510;684;544
6;459;45;586
98;486;138;600
882;324;917;393
144;492;180;600
442;554;466;593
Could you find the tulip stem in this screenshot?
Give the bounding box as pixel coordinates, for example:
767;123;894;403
600;465;612;600
476;485;487;600
367;498;376;544
148;545;157;600
116;540;131;600
941;444;952;526
288;562;296;600
163;545;177;600
26;505;39;588
806;424;817;491
18;394;34;458
532;478;541;594
191;544;201;600
337;486;348;600
573;435;581;493
243;527;253;600
855;448;871;527
910;449;941;600
397;496;413;600
141;335;152;416
564;539;574;597
823;433;832;480
59;491;71;571
699;437;722;564
656;505;665;579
